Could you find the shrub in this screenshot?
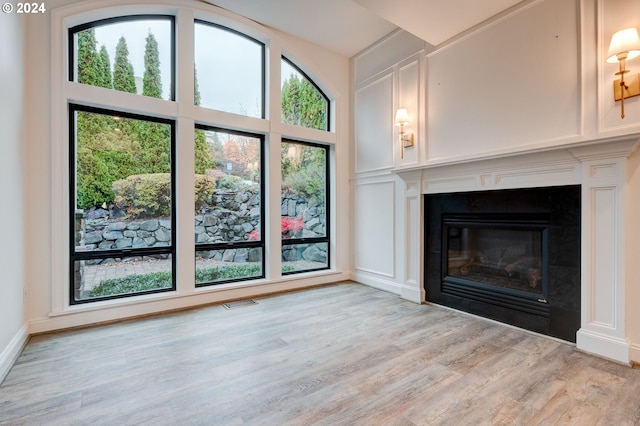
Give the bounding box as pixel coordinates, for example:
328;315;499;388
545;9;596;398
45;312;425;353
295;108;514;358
246;216;303;241
113;173;171;218
113;173;216;219
216;174;257;191
216;174;241;190
194;174;217;212
282;164;325;205
281;216;303;239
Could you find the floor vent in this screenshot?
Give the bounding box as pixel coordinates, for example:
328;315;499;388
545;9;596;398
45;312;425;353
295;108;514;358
223;299;258;310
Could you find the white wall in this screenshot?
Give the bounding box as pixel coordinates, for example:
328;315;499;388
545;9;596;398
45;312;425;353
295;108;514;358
0;11;27;381
23;0;352;333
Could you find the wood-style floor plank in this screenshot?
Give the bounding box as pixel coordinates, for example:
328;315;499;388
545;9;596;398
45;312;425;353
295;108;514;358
1;282;640;425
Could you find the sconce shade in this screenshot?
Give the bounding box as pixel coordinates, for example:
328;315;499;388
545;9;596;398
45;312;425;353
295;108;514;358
607;28;640;63
395;108;409;126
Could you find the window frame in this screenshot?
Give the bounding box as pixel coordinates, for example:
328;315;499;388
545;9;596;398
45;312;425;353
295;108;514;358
68;15;177;101
68;104;177;304
194;125;266;287
281;139;331;275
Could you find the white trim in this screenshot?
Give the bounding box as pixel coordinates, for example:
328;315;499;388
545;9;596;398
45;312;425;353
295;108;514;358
352;272;402;296
0;324;29;384
30;272;349;334
630;342;640;365
576;329;630;365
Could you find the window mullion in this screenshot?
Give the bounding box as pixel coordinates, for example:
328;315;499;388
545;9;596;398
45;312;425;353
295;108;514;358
176;7;195;112
176;118;196;294
268;132;283;281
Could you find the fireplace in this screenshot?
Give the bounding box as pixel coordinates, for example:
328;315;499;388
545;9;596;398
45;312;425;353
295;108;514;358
387;140;638;363
425;186;581;342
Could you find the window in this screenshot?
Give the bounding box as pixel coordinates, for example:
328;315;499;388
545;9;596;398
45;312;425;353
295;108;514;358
281;140;330;274
70;16;175;100
195;127;265;285
60;8;334;308
70;105;175;303
281;57;329;131
195;21;264;117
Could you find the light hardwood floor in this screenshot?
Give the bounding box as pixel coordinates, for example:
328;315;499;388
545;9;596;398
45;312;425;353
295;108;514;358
1;282;639;425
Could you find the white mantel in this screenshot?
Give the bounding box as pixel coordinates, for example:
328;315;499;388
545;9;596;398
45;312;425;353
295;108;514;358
395;137;640;365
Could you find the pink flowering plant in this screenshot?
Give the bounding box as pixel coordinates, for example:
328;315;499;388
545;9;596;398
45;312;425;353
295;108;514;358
248;216;304;241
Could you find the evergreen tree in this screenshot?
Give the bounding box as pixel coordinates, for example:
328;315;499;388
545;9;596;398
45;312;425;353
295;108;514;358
76;112;142;209
194;130;213;174
135;121;171;174
77;28;101;85
194;65;201;106
281;74;327;130
142;31;162;98
193;65;214;174
98;45;112;89
113;36;137;94
139;30;170;173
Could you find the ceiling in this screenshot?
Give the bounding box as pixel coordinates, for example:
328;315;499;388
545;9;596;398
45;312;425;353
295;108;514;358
204;0;524;57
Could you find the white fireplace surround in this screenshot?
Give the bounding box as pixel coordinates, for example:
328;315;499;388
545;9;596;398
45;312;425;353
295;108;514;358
395;137;640;365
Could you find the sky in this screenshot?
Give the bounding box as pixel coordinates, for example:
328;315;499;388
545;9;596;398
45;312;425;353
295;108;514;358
94;20;172;101
90;19;303;118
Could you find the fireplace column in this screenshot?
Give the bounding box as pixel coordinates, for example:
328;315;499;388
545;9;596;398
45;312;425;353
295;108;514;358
570;140;637;364
397;170;424;303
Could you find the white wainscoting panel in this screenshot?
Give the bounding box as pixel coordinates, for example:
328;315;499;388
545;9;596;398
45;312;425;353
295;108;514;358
591;186;617;328
355;74;394;173
353;30;425;85
427;0;581;160
354;180;396;278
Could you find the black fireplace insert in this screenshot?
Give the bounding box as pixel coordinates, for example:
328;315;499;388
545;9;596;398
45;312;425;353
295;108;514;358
424;186;581;342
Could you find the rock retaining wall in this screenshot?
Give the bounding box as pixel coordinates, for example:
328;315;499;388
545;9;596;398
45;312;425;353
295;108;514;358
78;189;327;265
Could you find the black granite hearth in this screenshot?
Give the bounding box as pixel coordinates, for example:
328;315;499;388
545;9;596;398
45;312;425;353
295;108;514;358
424;186;581;342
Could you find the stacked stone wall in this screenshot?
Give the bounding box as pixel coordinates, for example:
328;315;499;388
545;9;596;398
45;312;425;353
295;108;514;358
78;188;327;265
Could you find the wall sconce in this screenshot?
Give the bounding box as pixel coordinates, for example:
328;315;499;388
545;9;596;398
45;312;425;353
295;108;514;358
607;27;640;119
394;108;414;159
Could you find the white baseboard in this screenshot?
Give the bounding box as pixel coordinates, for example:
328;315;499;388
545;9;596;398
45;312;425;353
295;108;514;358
630;343;640;366
576;328;630;365
352;272;424;305
352;272;402;295
0;324;29;384
400;285;423;304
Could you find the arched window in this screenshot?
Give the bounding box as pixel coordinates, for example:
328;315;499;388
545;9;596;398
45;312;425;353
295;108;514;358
281;57;330;131
70;16;175;100
195;21;264;117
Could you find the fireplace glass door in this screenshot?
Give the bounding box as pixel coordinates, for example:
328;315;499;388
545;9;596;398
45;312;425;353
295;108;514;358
443;216;548;298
